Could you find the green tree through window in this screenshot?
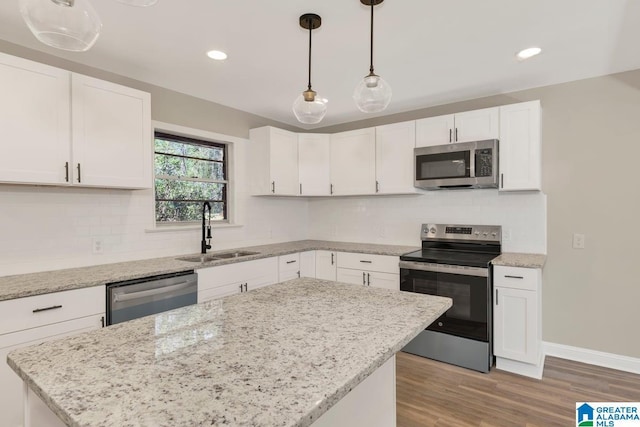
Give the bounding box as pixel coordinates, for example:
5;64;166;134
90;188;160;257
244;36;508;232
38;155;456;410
154;132;227;223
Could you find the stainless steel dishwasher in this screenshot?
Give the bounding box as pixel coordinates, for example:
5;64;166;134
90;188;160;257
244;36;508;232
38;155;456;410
106;271;197;325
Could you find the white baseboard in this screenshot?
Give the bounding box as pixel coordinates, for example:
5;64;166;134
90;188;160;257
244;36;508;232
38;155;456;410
543;342;640;374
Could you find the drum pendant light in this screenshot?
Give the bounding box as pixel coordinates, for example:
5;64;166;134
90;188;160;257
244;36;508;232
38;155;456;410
353;0;392;113
19;0;102;52
292;13;327;125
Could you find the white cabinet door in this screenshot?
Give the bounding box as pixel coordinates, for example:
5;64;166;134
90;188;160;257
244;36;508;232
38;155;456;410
415;114;455;147
0;53;71;186
330;128;376;195
246;257;279;290
197;257;278;301
249;127;299;195
298;134;331;196
337;268;367;286
316;251;337;281
299;251;316;278
71;74;151;189
499;100;541;191
375;121;416;194
0;315;103;427
367;271;399;291
453;107;499;143
493;286;538;364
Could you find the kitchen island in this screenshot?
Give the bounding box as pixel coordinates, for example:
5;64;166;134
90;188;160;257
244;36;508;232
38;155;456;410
7;278;451;427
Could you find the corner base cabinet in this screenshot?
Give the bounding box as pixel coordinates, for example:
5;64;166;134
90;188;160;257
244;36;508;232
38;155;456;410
0;286;105;427
493;265;544;378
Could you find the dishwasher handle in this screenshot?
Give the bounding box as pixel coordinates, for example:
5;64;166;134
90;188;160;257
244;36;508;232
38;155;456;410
113;281;194;303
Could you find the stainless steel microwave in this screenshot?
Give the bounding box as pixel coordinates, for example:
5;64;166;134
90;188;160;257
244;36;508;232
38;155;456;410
414;139;499;190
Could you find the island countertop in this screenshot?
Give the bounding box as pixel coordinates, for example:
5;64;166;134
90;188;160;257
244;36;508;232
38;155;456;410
8;278;451;427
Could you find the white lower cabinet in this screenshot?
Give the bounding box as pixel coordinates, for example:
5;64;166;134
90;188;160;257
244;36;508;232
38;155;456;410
336;253;400;290
316;250;337;281
0;286;105;427
493;265;543;378
279;253;301;282
299;251;316;278
197;257;279;303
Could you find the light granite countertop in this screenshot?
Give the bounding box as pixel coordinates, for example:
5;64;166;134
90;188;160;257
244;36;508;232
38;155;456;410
491;252;546;269
0;240;418;302
8;278;452;427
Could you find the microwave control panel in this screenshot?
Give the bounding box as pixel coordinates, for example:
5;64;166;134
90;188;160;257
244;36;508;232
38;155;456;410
475;148;493;177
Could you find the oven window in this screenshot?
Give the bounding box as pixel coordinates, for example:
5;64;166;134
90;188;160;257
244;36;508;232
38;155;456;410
400;269;489;341
416;151;470;180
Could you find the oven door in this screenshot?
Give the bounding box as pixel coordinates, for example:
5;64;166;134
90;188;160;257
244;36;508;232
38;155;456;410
399;261;490;342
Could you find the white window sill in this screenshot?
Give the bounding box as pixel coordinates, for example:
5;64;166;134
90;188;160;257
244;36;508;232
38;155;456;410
145;223;243;233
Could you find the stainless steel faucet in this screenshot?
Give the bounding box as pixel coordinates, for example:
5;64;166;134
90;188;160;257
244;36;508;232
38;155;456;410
201;201;212;254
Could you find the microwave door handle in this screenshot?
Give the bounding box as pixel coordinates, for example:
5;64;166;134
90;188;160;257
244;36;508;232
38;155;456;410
469;149;475;178
113;281;193;303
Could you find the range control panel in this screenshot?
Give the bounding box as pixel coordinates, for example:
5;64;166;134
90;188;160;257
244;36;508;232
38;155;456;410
421;223;502;242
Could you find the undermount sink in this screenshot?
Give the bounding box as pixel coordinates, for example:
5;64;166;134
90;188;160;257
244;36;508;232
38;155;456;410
176;251;260;263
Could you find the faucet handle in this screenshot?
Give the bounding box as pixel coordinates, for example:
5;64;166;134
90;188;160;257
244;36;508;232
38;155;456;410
206;226;212;239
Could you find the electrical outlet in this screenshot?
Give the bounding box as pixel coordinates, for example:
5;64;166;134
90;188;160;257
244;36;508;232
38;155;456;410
572;233;585;249
92;238;104;254
502;229;512;241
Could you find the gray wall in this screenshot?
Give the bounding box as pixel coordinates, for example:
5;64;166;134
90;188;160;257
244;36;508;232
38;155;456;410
315;70;640;359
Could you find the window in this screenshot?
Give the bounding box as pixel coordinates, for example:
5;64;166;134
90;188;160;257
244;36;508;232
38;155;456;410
154;132;228;223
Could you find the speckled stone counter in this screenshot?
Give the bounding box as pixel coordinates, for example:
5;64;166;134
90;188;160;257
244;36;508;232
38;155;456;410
491;252;546;269
8;278;451;427
0;240;418;301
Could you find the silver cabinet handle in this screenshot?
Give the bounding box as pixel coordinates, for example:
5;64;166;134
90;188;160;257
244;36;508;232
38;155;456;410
455;128;458;142
501;173;504;188
375;181;379;193
299;183;302;195
505;275;524;279
244;283;248;292
360;260;372;264
64;162;69;182
32;305;62;313
239;284;243;292
449;129;452;143
330;184;333;195
271;181;275;193
362;272;366;285
331;253;334;265
286;260;297;264
496;289;499;305
77;163;82;183
367;273;370;286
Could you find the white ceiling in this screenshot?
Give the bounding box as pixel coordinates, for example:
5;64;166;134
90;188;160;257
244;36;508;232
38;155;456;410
0;0;639;129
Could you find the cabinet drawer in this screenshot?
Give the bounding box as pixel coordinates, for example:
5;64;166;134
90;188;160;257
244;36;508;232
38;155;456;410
197;257;278;292
493;266;540;291
0;286;105;336
337;252;399;274
278;253;300;273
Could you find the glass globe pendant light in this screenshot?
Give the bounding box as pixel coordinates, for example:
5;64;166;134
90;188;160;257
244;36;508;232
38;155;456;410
292;13;327;125
353;0;392;113
19;0;102;52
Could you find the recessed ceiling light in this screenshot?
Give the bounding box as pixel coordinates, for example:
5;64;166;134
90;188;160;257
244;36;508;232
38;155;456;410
516;47;542;61
207;50;228;61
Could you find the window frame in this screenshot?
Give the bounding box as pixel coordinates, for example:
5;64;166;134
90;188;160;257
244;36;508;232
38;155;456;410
152;124;232;227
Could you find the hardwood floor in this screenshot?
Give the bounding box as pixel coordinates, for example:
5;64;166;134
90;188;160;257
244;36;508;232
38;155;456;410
396;351;640;427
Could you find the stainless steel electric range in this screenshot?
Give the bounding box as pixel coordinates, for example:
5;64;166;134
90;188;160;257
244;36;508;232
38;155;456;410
399;223;501;372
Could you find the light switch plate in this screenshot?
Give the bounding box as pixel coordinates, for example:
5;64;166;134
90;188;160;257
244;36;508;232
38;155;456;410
92;238;104;254
572;233;585;249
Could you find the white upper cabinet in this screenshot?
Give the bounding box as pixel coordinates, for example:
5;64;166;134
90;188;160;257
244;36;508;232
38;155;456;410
499;100;542;191
298;133;331;196
71;74;151;189
0;52;152;189
416;107;499;147
249;126;299;195
0;53;71;185
375;121;416;194
330;128;376;195
415;114;455;147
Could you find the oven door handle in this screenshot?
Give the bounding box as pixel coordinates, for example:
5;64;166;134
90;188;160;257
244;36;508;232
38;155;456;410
399;261;488;277
113;281;194;303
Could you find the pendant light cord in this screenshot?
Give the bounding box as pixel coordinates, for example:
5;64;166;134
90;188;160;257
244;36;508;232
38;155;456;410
307;17;313;91
369;1;375;75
